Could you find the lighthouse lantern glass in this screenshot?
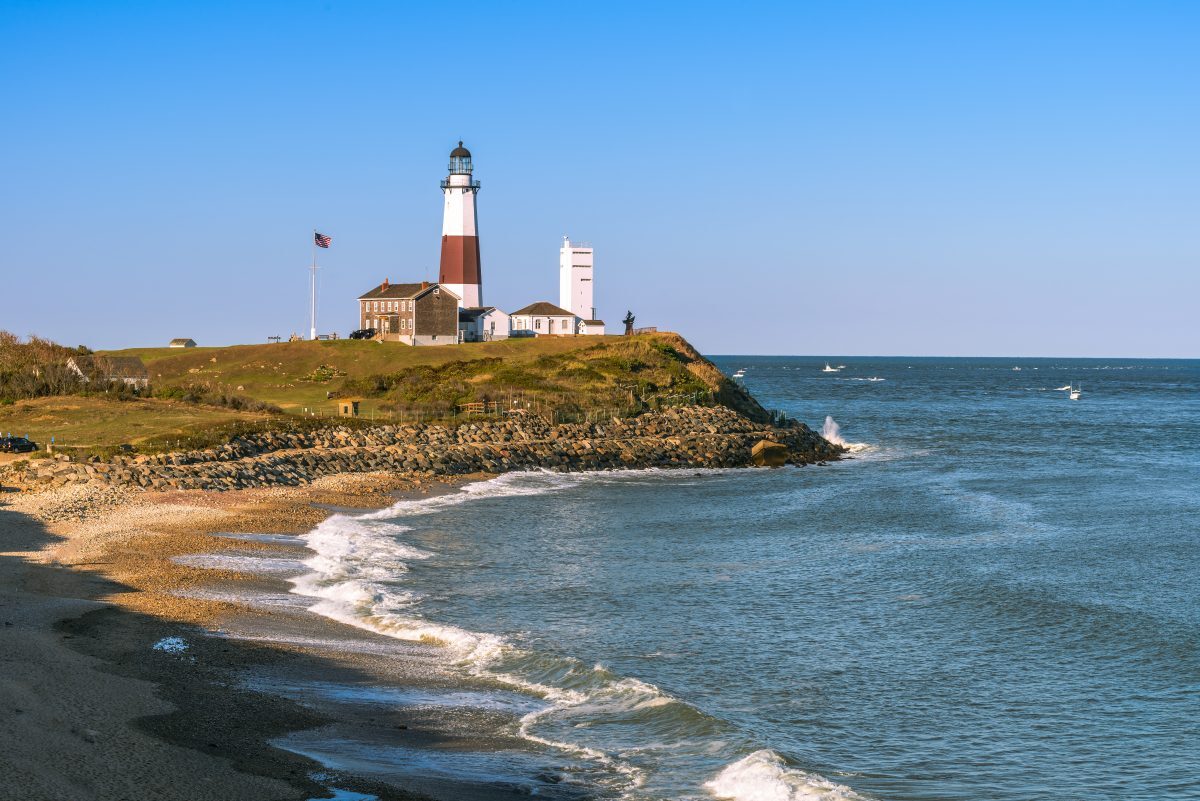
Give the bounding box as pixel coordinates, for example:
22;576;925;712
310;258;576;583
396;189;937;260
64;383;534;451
449;155;473;175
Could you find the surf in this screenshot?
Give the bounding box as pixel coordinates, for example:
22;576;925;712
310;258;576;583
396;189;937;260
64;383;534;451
288;470;872;800
821;416;870;454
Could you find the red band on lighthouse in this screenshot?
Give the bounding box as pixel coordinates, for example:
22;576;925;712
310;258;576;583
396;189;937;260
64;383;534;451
439;235;481;286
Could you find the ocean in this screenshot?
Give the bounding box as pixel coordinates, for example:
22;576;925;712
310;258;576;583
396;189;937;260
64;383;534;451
284;356;1199;800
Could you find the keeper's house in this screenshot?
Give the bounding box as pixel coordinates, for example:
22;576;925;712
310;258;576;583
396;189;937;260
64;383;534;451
357;280;460;345
510;302;577;337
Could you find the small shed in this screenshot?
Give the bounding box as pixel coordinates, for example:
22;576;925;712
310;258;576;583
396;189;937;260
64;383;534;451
169;338;197;348
578;319;606;336
337;399;361;417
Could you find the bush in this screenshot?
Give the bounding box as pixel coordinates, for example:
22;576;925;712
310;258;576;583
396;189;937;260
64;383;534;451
153;382;281;413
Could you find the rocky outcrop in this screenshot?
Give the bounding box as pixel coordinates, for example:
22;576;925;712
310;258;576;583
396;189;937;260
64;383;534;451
3;406;842;493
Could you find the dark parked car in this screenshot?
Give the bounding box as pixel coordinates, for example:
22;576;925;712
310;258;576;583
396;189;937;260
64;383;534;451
349;328;377;340
0;436;38;453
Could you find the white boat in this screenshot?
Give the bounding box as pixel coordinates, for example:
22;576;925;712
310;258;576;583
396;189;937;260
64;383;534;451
732;369;746;379
1054;385;1072;391
866;376;885;382
822;363;841;373
1012;366;1022;371
1069;383;1081;401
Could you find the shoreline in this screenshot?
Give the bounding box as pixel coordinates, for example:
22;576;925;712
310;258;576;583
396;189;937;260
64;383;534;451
0;470;526;801
0;405;842;799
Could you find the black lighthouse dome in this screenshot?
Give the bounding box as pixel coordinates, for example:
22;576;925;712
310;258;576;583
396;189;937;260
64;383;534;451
448;141;473;174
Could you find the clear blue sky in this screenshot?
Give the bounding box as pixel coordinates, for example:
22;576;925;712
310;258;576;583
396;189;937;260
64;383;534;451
2;1;1197;356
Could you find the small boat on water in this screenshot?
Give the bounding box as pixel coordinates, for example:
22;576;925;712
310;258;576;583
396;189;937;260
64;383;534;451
1054;384;1072;391
732;369;746;380
1069;383;1082;401
866;376;885;382
1012;366;1022;371
822;363;841;373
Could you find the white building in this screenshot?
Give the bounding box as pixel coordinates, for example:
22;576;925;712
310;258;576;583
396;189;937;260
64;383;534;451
559;237;604;335
510;302;576;337
459;306;510;342
559;237;593;318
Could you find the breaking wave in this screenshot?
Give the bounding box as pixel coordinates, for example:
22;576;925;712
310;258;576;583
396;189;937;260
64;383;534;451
821;416;871;454
705;750;869;801
290;470;873;800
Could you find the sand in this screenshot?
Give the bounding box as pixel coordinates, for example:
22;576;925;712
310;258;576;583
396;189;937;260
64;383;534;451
0;472;496;801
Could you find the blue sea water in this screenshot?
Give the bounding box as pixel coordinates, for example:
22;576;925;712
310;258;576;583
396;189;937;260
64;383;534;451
294;357;1200;800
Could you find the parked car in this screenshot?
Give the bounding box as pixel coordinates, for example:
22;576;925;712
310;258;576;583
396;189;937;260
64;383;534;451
349;328;377;340
0;436;38;453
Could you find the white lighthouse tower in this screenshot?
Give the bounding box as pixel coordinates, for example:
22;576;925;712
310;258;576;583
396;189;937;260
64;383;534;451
559;236;595;321
438;141;482;308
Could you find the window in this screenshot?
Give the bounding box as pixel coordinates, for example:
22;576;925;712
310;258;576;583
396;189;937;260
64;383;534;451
535;319;542;330
561;319;569;330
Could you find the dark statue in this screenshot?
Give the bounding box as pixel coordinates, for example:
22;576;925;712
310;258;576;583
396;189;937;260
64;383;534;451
623;311;635;336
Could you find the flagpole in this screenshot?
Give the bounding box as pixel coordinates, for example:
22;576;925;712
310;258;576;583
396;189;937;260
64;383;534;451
310;230;318;340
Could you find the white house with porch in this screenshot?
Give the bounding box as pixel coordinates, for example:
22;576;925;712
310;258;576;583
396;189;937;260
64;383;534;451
510;302;576;337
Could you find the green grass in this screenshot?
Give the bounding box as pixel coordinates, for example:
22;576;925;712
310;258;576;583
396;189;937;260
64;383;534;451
110;336;640;417
102;333;762;421
0;396;273;457
0;332;767;460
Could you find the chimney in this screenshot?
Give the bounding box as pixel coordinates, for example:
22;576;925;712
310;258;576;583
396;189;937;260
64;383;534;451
382;278;389;291
421;281;429;290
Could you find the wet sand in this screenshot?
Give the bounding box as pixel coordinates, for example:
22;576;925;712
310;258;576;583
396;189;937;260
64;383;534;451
0;472;572;801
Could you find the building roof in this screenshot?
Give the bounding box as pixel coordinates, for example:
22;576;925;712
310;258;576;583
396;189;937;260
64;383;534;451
581;319;605;326
168;338;195;346
358;282;457;301
458;306;497;322
450;141;471;158
69;356;149;379
512;301;574;317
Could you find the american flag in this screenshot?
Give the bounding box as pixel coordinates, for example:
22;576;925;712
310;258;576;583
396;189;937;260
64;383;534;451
314;232;332;248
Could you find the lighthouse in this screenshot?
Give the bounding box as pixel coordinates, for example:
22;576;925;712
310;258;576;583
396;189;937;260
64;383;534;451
438;141;482;308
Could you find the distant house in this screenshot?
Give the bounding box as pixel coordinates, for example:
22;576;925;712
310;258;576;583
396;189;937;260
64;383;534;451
510;302;576;337
66;356;150;389
458;307;510;342
577;319;606;336
169;338;197;348
357;280;460;345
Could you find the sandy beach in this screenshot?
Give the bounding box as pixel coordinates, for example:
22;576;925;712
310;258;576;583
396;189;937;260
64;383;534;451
0;471;552;801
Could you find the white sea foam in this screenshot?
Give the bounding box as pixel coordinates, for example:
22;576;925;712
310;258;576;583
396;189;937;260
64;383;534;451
290;469;869;800
821;416;870;454
705;750;869;801
152;636;189;653
288;471;715;794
